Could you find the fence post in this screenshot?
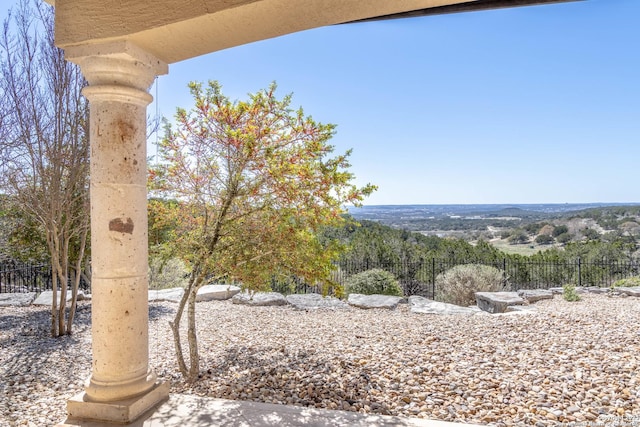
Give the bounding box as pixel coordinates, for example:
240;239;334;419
502;258;507;288
609;260;613;287
578;258;582;287
431;258;435;300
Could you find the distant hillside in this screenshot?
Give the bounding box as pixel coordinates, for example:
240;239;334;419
347;203;640;254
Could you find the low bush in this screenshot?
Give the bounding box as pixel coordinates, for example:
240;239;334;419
556;232;573;244
345;269;403;296
508;230;529;245
435;264;508;307
552;225;569;237
611;276;640;288
562;283;580;302
535;234;554;245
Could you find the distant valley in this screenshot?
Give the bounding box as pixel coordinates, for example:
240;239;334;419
348;203;640;255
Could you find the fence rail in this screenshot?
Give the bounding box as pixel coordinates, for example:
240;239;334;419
273;258;640;299
0;261;91;294
3;258;639;299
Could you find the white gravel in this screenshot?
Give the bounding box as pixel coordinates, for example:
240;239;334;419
1;294;639;426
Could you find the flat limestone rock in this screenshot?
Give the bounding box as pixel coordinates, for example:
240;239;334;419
286;293;349;310
232;291;288;306
0;292;37;307
585;286;609;294
149;287;184;303
33;290;73;306
615;286;640;297
347;294;402;310
549;286;590;295
408;295;481;315
196;284;241;302
475;291;525;314
506;305;538;313
517;289;553;303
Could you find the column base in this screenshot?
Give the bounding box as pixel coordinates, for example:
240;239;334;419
62;380;170;425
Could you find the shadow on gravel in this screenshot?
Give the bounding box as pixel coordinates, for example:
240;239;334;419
0;308;50;332
195;344;392;415
0;302;177;403
0;304;89;337
0;305;92;382
149;303;175;320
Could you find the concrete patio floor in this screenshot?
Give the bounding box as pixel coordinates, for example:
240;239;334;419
61;394;482;427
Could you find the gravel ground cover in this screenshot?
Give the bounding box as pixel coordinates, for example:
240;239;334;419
1;294;639;426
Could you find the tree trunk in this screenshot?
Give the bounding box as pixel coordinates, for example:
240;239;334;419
51;269;58;337
56;241;68;336
58;272;67;336
67;269;77;333
67;227;89;335
169;281;191;378
170;270;204;382
60;236;73;335
66;227;88;334
186;285;199;381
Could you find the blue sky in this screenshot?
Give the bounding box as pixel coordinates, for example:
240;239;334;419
4;0;640;205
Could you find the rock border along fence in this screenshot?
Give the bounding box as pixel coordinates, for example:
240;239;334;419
2;258;639;299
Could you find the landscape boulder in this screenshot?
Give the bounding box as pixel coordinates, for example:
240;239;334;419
148;287;184;303
517;289;553;303
196;284;241;302
286;293;349;310
232;291;288;306
0;292;37;307
614;286;640;297
505;305;538;314
33;290;73;306
77;290;91;301
475;291;525;314
549;286;591;295
408;296;481;315
347;294;402;310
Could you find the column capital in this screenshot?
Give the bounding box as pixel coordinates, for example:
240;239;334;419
65;40;168;92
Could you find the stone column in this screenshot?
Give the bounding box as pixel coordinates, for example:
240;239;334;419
63;41;170;424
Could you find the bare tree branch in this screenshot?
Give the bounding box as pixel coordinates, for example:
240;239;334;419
0;0;90;337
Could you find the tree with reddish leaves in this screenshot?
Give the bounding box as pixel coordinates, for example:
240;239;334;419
149;81;375;381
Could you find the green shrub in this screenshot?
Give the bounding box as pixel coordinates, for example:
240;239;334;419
149;257;189;289
508;229;529;245
612;276;640;288
500;230;512;239
582;228;600;241
535;234;554;245
562;284;580;302
556;232;573;244
435;264;508;307
345;269;403;296
552;225;569;237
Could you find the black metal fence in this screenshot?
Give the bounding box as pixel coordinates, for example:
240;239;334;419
3;258;639;298
0;260;91;293
273;258;640;299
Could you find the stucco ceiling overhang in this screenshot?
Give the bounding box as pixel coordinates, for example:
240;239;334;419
47;0;581;64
